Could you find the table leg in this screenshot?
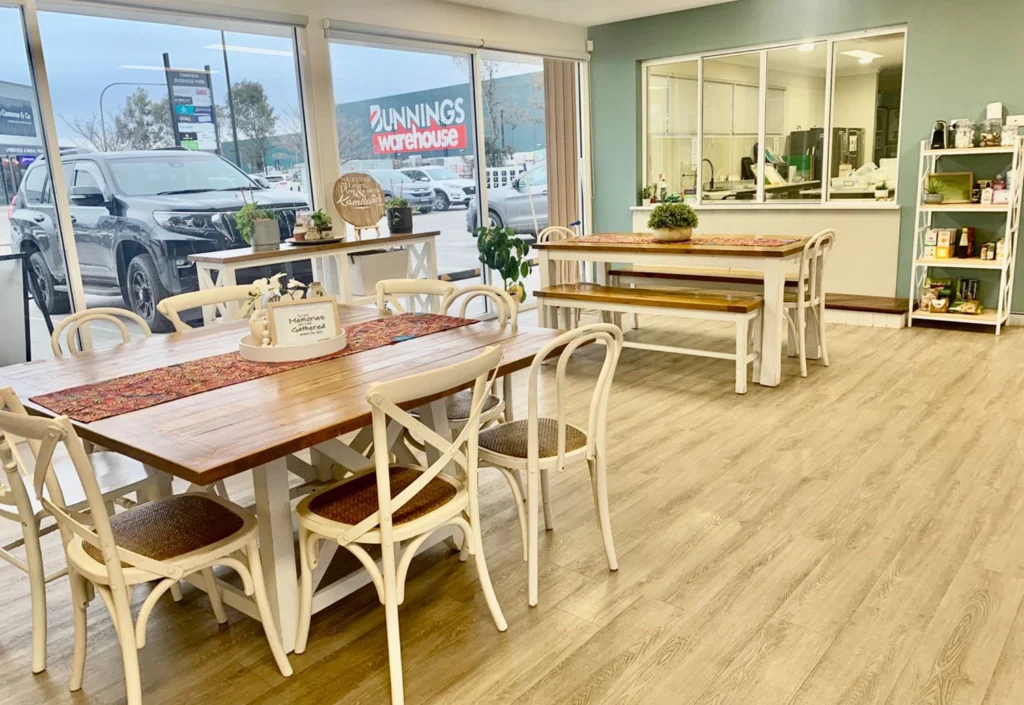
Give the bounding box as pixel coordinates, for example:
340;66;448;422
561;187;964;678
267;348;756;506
338;252;354;305
196;265;226;326
595;262;623;330
759;260;786;387
538;250;554;329
252;458;298;653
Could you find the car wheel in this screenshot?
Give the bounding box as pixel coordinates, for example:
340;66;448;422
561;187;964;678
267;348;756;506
125;252;173;333
433;191;450;211
488;210;503;229
28;250;71;315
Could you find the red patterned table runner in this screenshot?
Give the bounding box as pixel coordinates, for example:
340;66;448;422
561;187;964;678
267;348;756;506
584;234;799;247
32;313;476;423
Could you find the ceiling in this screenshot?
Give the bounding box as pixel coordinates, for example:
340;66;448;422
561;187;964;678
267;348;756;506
443;0;737;27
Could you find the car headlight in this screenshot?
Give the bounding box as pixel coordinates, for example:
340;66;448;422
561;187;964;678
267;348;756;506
448;190;464;199
153;211;220;235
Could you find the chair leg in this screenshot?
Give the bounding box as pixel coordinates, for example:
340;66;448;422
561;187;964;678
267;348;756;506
69;571;89;692
213;481;230;499
817;302;830;367
751;313;763;383
246;541;294;677
797;303;808;378
381;541;405;705
23;516;47;674
540;468;554;530
589;452;618;572
108;589;143;705
631;313;640;329
502;374;514;422
494;467;528;562
146;472;183;603
785;309;798;358
735;317;748;394
295;527;314;654
526;466;540;607
467;496;507;633
201;568;228;624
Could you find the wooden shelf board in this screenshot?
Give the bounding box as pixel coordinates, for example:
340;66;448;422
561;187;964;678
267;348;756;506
920;203;1010;213
923;146;1015;157
911;310;1003;325
914;257;1007;270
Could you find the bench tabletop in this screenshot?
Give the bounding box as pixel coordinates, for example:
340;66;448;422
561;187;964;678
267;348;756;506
189;231;440;265
536;283;764;313
534;233;808;258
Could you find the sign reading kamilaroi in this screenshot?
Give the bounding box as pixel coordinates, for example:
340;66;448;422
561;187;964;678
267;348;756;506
369;96;467;155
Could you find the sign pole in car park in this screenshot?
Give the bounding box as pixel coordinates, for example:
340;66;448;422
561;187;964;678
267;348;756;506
205;65;222;155
162;53;219;152
221;30;243;168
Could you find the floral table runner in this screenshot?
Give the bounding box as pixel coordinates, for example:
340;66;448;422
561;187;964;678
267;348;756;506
32;313;476;423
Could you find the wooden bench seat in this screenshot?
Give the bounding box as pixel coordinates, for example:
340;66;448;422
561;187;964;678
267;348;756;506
536;283;762;394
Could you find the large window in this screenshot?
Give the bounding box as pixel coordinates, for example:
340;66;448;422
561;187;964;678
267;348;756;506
643;27;905;206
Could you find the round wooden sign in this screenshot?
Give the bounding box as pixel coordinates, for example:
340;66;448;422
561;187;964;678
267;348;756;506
333;173;385;228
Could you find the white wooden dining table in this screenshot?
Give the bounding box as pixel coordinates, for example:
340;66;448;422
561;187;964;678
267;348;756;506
0;305;569;652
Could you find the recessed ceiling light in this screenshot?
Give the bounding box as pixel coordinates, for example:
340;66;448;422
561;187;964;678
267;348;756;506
841;49;883;63
203;43;293;57
798;44;816;52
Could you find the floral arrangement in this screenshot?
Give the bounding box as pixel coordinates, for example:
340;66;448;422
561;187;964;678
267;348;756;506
247;272;307;311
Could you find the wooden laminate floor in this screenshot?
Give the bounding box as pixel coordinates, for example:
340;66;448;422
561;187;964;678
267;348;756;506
2;313;1024;705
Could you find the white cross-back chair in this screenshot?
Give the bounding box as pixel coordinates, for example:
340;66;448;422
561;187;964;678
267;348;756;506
785;228;835;377
50;308;152;358
478;323;622;606
538;226;586;328
294;345;507;705
375;278;456;316
156;284;257;333
0;387;158;675
0;409;292;705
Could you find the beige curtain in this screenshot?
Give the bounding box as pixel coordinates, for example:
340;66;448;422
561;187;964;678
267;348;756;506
544;58;580;231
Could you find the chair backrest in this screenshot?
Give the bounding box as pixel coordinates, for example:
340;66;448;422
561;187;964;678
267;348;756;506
0;388;40;516
538;226;584;285
51;308;152;358
797;229;835;305
341;345;503;546
440;284;519;328
525;323;622;472
157;284;257;332
375;278;457;316
0;407;180;594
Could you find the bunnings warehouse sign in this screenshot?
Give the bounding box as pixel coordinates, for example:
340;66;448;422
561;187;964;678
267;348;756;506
369;96;468;155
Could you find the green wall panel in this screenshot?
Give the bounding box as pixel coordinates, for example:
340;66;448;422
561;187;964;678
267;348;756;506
588;0;1024;307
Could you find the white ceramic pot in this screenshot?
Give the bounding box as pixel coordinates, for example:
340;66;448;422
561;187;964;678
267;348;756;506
651;227;693;242
923;193;944;205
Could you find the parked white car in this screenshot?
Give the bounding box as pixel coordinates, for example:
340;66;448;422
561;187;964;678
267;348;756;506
400;166;476;211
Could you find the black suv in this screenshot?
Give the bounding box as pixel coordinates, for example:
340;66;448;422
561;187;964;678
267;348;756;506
10;150;309;331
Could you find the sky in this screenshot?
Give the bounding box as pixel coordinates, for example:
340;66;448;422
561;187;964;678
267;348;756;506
0;7;541;147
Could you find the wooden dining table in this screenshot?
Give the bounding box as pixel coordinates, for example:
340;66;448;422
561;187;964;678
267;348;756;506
0;305;569;652
535;233;809;387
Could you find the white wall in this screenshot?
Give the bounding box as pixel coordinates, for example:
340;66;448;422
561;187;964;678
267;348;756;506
832;71;879;167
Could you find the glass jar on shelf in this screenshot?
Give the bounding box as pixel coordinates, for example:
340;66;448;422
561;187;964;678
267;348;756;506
980;118;1002;147
953;119;975;149
1001;123;1019;147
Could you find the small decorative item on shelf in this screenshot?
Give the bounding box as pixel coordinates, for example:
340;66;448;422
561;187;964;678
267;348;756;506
310;209;333;238
1001;123;1019;147
639;184;653;205
474;224;531;302
952;119;975;149
935;229;954;259
955;227;976;258
292;212;310;242
928;172;973;204
980;119;1003;148
235;197;279;251
930;120;948;150
386;197;413;234
308;281;326;299
923;178;944;205
920;277;952;313
875;181;890;200
647;202;699;242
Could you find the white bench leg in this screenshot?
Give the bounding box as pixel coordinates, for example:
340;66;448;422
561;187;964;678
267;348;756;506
752;313;763;383
735;317;748;395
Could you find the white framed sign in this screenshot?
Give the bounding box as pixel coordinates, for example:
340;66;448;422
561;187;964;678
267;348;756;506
268;296;341;347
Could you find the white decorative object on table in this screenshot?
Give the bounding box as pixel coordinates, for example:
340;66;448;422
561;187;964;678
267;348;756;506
268;296;342;347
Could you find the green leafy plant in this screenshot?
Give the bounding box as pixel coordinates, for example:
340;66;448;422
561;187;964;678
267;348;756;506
385;197;410;209
639;185;653;203
647;203;699;231
876;181;889;190
924;178;941;195
474;225;531;291
234;201;276;244
310;208;332;232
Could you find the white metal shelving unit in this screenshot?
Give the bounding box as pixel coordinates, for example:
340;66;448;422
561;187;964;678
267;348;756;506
908;138;1024;334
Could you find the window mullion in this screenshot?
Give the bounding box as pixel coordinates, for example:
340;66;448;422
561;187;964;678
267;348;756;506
822;39;835;205
696;58;703;204
757;50;766;203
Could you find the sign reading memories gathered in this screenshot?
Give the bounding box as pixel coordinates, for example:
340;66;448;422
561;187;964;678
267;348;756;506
267;296;342;347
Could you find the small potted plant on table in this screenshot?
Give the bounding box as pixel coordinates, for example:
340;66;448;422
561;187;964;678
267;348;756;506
386;197;413;234
235;201;280;251
647;202;699;242
923;178;944;205
474;225;531;302
310;208;333;239
875;181;890;200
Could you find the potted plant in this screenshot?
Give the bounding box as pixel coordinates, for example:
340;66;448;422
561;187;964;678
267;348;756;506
639;185;653;205
234;200;279;251
386;197;413;234
474;225;531;302
310;209;333;238
875;181;890;200
924;178;944;205
647;202;699;242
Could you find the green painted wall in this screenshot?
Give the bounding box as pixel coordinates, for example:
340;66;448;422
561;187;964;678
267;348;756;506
588;0;1024;308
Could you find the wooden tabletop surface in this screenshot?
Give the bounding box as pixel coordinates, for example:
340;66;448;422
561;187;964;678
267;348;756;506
188;231;440;265
0;306;564;485
534;233;808;258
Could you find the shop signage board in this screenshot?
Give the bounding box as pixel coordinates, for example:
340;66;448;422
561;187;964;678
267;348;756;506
369;95;469;155
163;54;219;152
0;98;36;138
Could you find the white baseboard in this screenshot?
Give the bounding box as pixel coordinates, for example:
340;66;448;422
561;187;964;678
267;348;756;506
1008;313;1024;326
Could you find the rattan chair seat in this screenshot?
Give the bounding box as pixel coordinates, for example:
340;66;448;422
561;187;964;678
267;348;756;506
446;390;500;421
479;418;588;459
308;465;458;527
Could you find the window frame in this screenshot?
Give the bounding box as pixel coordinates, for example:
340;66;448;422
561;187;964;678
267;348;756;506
640;24;907;209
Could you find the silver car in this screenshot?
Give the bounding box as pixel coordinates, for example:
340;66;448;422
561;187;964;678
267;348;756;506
400;166;475;211
466;162;548;234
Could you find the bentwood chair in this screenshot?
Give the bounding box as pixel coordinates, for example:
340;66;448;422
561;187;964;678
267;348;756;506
156;284;258;333
440;284;520;429
375;278;456;316
478;323;623;606
538;226;584;328
295;345;507;705
0;387;158;675
0;410;292;705
784;229;835;377
50;308;152;359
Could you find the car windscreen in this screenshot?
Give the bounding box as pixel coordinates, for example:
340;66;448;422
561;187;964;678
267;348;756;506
108;156;255;197
371;170;415;184
425;168;459;180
